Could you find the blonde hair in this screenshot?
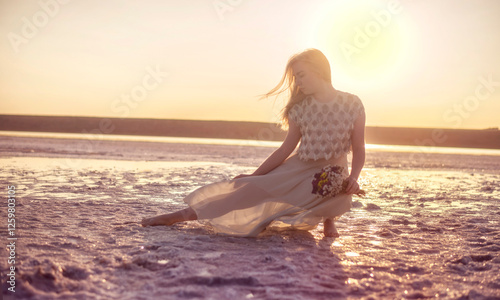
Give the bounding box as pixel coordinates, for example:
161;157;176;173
263;48;332;130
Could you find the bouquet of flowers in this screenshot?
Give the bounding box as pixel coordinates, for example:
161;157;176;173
311;165;366;197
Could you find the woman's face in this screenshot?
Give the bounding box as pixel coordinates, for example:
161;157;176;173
292;60;323;95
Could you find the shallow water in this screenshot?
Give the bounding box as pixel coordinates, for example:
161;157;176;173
1;141;500;299
2;130;500;156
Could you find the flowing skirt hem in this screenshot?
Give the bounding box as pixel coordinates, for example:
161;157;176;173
184;153;352;237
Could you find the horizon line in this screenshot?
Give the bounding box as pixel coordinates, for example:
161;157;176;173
0;114;498;131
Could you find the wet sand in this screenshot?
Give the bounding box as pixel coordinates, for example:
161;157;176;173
1;136;500;299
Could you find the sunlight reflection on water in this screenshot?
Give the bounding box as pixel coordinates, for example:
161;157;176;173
0;156;230;171
2;130;500;156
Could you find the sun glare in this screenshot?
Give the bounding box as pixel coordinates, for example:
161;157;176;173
308;1;417;88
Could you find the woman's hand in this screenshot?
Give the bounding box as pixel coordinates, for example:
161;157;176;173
233;174;253;180
344;176;361;195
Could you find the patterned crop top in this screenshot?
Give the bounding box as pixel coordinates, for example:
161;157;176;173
288;90;365;161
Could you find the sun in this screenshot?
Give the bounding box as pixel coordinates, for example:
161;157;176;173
305;0;417;88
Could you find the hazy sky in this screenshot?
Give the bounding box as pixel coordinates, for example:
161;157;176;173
1;0;499;129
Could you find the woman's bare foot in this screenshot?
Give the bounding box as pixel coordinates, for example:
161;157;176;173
141;214;177;227
141;208;197;227
323;218;339;238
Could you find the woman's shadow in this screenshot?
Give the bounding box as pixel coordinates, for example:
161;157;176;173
131;221;350;299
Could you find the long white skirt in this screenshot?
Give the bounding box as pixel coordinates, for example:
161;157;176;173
183;153;352;237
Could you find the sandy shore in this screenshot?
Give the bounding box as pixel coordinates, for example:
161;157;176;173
1;136;500;299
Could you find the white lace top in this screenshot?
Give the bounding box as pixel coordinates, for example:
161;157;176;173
288;90;364;161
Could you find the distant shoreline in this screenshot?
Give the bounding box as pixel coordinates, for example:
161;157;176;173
1;114;499;150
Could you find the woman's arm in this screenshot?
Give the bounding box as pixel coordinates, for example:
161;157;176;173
234;118;301;179
344;111;366;194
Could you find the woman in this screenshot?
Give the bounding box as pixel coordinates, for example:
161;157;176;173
142;48;366;238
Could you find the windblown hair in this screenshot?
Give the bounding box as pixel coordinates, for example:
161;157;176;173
263;48;332;130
